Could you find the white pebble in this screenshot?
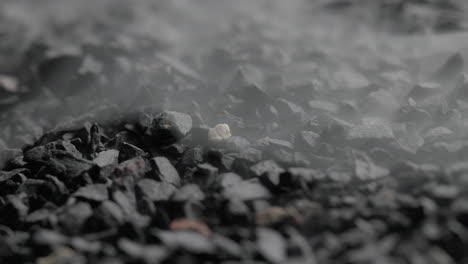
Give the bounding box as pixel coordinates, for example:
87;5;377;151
208;124;231;142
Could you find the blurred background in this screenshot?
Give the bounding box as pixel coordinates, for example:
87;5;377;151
1;0;468;155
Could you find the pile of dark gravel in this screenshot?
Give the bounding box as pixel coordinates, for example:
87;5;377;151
2;1;468;264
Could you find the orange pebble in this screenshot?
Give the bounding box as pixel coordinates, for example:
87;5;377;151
169;218;211;236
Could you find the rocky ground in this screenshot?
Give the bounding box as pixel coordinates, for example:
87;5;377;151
1;1;468;263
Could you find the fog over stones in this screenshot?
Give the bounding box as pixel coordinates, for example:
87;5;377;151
1;0;468;263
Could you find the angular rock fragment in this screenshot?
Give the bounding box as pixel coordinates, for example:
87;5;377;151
114;156;149;181
159;143;187;159
333;67;370;90
25;208;54;224
338;100;360;121
208;124;231;143
145;111;192;145
396;104;432;128
316;114;354;144
93;201;125;228
0;75;18;93
152;156;180;186
223;179;271;201
217;172;243;189
180;147;204;168
212;234;243;258
361;89;400;117
111;190;149;228
226;136;250;151
408;82;442;101
136;179;176;202
118;239;168;263
47;151;95;178
118;142;145;162
423;127;454;142
155;230;215;254
3;194;28;221
0;169;28;183
93;149;119;167
226;67;269;104
347;118;394;144
58;202;93;234
73;184;108;202
308;100;338;114
157;53;202;82
256;228;287;264
239;147;262;163
32;229;67;246
432;52;464;83
294;131;319;152
275;98;304;120
23;146;51;164
69;237;102;254
394;123;424;154
0;148;22;169
353;151;389;181
172;184;205;202
250;160;284;185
